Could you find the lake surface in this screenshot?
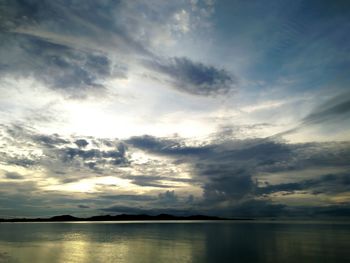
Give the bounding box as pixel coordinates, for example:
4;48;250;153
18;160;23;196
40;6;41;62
0;221;349;263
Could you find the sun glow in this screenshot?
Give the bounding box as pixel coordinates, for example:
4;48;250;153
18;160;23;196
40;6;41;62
45;176;133;193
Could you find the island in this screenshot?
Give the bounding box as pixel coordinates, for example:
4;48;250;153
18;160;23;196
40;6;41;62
0;214;253;222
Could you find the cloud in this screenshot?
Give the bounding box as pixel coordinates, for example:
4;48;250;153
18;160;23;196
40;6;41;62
100;194;157;202
1;0;149;55
127;137;288;198
146;57;237;96
59;146;129;166
257;172;350;196
158;190;178;204
0;33;121;97
126;135;211;155
1;123;350;217
302;92;350;125
312;205;350;217
78;204;90;209
137;137;206;159
0;181;38;194
0;125;130;183
0;0;136;97
32;134;69;148
4;172;24;180
276;92;350;138
202;170;254;202
122;174;195;189
127;178;174;188
0;0;237;100
126;134;350;215
74;139;89;148
237;203;350;218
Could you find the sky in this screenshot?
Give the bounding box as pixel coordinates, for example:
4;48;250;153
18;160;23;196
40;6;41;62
0;0;350;218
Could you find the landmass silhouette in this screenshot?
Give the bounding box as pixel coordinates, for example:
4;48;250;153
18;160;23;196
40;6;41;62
0;214;253;222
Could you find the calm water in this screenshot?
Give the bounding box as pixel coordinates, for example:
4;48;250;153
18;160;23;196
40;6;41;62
0;221;349;263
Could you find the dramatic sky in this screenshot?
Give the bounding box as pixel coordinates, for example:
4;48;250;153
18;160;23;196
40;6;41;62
0;0;350;218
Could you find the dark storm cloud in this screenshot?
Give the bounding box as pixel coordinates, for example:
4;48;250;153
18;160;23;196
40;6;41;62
127;136;291;202
202;170;254;203
257;173;350;195
127;136;250;202
196;141;350;203
284;142;350;169
190;140;293;203
127;134;350;215
228;200;287;218
312;205;350;217
244;204;350;218
158;190;178;203
146;57;237;96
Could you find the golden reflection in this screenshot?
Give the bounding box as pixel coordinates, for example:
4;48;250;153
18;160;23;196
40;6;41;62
0;225;206;263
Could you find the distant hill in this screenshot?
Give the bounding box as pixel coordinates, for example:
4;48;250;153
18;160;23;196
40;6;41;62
0;214;253;222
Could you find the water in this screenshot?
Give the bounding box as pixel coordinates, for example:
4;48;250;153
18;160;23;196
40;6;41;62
0;221;349;263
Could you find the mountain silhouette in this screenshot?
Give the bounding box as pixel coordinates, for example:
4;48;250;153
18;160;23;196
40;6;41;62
0;214;252;222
